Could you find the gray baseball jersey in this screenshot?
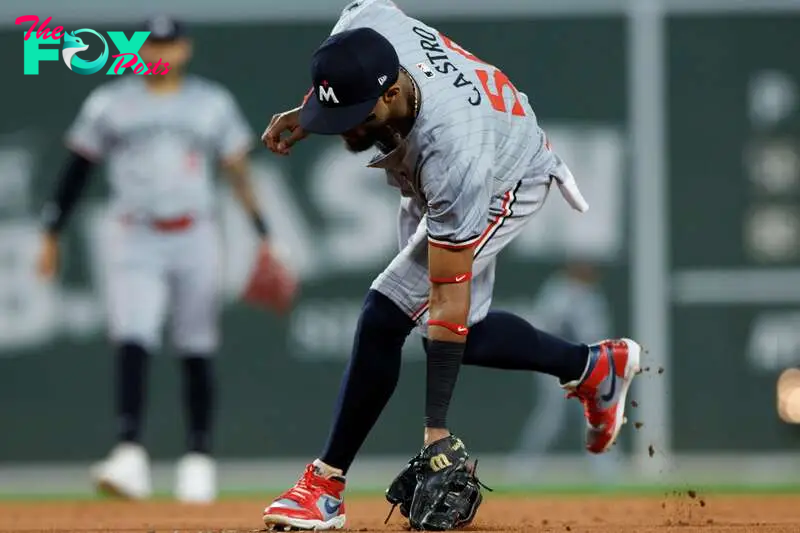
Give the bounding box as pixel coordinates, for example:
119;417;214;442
66;74;253;219
328;0;587;327
332;0;554;251
65;75;253;353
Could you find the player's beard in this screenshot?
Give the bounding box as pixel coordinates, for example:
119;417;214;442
343;87;418;153
343;133;379;153
343;120;412;154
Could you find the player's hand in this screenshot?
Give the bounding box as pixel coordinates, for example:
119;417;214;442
262;107;309;156
242;240;299;314
37;232;59;280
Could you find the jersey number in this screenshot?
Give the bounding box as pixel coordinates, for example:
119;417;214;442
440;34;527;117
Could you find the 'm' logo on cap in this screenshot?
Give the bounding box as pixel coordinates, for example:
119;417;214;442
318;80;339;104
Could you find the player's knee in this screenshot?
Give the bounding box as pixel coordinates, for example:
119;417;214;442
356;290;415;341
118;341;149;359
115;333;159;353
173;337;218;355
347;291;413;381
172;321;219;355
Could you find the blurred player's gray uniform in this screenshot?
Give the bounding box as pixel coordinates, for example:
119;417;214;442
40;15;268;506
331;0;588;329
66;75;253;352
511;269;618;480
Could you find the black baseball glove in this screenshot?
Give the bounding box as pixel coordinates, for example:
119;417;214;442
385;435;490;531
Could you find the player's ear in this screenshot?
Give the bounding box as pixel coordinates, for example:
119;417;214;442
382;84;402;104
180;38;193;58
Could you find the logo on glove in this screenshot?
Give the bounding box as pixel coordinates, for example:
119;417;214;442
429;453;452;472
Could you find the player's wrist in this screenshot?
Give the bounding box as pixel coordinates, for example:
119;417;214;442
424;339;466;429
250;212;269;239
42;230;60;245
42;225;61;239
40;202;64;236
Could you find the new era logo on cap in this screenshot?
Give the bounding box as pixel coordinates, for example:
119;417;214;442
378;75;388;86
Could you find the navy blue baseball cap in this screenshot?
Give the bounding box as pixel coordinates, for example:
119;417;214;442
300;27;400;135
140;15;185;42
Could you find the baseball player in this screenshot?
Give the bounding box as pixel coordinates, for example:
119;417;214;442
36;15;294;503
513;263;619;479
260;1;641;530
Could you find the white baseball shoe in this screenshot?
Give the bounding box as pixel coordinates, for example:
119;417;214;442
91;442;152;499
175;453;217;503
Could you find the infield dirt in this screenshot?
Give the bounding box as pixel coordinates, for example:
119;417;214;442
2;493;800;532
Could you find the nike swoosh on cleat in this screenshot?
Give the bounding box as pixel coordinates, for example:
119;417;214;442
324;498;341;515
600;348;617;403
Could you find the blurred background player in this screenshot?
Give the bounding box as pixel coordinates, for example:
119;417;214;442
35;15;274;503
510;262;620;481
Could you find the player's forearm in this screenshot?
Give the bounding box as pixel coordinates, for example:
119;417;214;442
228;173;261;216
427;244;474;342
224;158;269;239
41;150;94;235
427;283;470;343
424;244;473;431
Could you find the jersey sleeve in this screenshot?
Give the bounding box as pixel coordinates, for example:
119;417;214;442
330;0;401;35
64;87;112;160
421;146;492;250
330;0;365;35
214;88;255;160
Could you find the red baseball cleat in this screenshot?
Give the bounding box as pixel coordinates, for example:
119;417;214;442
262;464;346;530
563;338;642;453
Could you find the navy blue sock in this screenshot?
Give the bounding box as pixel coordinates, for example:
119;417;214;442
426;310;589;383
117;343;149;444
320;290;415;474
182;356;214;454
